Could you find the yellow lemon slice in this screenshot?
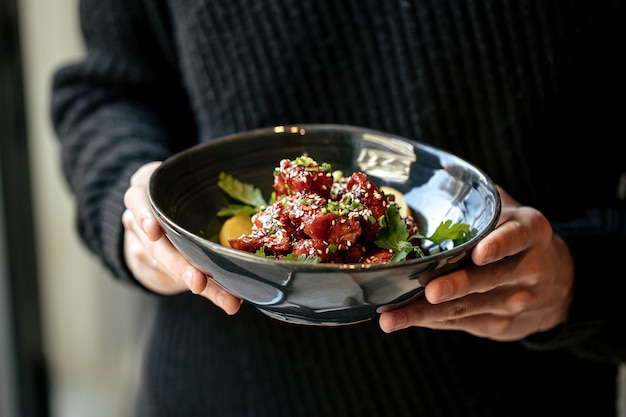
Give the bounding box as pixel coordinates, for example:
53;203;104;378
380;186;411;218
219;214;253;247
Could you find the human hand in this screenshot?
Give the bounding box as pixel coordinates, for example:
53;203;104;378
379;187;574;341
122;161;242;315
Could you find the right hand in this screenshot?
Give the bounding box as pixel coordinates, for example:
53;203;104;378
122;161;242;315
379;187;574;341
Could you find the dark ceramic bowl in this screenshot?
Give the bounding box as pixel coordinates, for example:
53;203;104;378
149;124;501;325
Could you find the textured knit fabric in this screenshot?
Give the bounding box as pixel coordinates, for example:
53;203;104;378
50;1;626;416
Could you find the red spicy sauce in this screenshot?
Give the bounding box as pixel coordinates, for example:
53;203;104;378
228;155;419;264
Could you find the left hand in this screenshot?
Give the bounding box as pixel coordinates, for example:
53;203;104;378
379;186;574;341
122;161;242;314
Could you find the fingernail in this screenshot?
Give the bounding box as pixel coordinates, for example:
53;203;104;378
482;243;496;264
437;280;453;302
183;269;194;290
141;217;151;233
216;291;225;309
389;311;408;332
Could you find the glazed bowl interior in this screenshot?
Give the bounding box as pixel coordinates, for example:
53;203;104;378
149;124;501;325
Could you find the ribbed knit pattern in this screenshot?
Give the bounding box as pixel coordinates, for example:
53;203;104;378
50;1;626;416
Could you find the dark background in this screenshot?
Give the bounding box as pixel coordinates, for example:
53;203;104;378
0;0;49;416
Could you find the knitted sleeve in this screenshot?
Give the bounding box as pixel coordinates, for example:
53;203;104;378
50;0;196;286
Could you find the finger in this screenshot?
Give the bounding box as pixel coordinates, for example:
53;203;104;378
424;287;533;323
380;287;534;339
124;189;163;241
414;313;516;341
124;162;164;241
472;206;552;266
146;233;243;314
147;235;209;293
125;207;206;293
424;252;530;304
422;265;488;304
141;215;165;242
380;308;515;340
123;221;184;294
197;280;243;315
122;169;243;315
130;161;163;187
125;209;243;313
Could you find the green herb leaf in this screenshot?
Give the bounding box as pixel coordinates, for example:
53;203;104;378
423;219;472;246
375;205;423;261
375;204;471;262
218;172;268;210
216;204;259;218
255;247;321;263
282;253;322;263
375;204;409;252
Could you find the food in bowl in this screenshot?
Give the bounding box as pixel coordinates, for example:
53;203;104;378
219;154;473;264
148;124;501;325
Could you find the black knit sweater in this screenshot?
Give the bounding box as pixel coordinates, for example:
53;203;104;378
51;1;626;416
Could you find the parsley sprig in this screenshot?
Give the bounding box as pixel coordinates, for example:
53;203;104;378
255;247;322;263
375;204;473;262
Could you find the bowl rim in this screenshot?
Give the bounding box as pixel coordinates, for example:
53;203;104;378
149;123;502;272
